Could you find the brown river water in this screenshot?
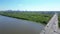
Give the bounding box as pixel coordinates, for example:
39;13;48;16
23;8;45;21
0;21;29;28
0;15;44;34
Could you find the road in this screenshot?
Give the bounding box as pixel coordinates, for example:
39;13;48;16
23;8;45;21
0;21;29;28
0;15;44;34
40;13;59;34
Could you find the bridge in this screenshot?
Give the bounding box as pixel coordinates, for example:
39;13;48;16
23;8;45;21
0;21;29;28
40;13;59;34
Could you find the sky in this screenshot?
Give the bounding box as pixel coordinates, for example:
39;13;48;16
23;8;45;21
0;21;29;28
0;0;60;11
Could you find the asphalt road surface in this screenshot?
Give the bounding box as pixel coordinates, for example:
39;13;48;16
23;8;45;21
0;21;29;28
40;13;59;34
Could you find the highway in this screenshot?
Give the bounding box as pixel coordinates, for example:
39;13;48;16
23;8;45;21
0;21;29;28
40;13;59;34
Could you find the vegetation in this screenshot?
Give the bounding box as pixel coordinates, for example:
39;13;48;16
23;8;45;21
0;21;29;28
0;11;60;27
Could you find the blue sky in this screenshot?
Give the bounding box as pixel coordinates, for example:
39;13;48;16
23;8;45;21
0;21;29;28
0;0;60;11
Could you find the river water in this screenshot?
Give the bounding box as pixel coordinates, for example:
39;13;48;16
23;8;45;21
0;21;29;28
0;15;44;34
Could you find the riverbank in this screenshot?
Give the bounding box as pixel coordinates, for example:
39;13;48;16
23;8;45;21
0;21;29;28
0;11;52;25
0;11;60;27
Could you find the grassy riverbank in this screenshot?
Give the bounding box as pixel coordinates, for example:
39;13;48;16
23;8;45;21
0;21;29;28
0;11;60;27
0;11;52;24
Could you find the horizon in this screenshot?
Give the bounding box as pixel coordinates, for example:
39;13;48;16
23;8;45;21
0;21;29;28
0;0;60;11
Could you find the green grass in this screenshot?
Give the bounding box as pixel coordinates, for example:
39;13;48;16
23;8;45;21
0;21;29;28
0;11;52;24
1;11;60;27
0;11;60;27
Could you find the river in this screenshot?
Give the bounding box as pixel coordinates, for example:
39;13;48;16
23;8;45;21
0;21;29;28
0;15;44;34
